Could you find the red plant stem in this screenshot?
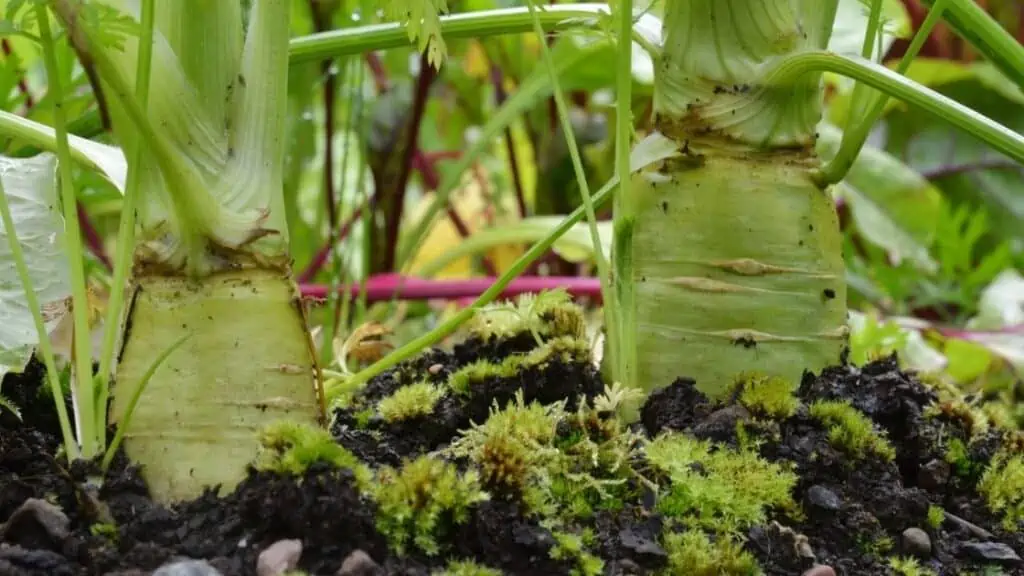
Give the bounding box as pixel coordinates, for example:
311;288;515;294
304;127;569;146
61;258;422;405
310;2;339;228
490;66;528;218
366;52;390;94
301;274;602;303
298;196;372;283
381;53;436;271
77;202;111;270
2;39;34;111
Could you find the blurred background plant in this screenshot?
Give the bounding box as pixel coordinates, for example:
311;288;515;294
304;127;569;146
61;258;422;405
0;0;1021;425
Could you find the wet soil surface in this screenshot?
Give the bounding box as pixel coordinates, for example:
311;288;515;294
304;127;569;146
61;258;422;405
3;337;1024;575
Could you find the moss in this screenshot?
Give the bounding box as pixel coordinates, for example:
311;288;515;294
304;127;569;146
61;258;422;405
924;398;990;439
643;432;797;536
327;374;367;410
550;531;605;576
89;522;118;542
371;455;489;556
977;450;1024;532
728;372;799;420
447;336;590;396
857;534;894;557
446;385;645;520
927;504;944;530
468;288;585;343
888;556;937;576
431;560;503;576
660;530;760;576
378;381;445;422
255;421;371;486
446;390;563;513
808;400;896;461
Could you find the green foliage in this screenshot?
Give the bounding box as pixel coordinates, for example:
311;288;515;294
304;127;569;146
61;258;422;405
660;530;760;576
255;421;370;486
848;313;908;366
978;450;1024;531
643;433;797;536
847;203;1014;324
382;0;449;69
889;556;938;576
431;560;503;576
550;531;604;576
0;392;20;420
729;372;799;420
378;381;445;422
468;289;586;344
927;504;945;530
371;455;489;556
808;400;897;461
447;336;590;397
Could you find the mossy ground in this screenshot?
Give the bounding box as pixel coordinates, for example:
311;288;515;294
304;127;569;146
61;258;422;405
4;309;1024;574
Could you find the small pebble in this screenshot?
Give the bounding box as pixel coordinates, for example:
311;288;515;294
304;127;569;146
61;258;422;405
962;541;1022;564
257;539;302;576
901;527;931;558
337;549;383;576
801;566;836;576
806;485;842;512
153;559;224;576
428;363;444;375
917;459;950;491
0;498;70;550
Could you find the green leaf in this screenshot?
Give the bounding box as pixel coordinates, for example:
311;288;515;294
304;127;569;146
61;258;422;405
817;122;941;271
943;338;994;384
0;153;71;381
881;62;1024;254
382;0;449;69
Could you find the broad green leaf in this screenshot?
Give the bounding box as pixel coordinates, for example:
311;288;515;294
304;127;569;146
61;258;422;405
943;338;994;384
0;153;71;379
817;122;941;271
883;68;1024;255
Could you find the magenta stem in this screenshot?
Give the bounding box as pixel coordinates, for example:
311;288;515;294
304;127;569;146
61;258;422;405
78;202;111;270
300;274;602;303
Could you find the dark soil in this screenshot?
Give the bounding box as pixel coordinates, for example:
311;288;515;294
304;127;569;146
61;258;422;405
4;337;1024;575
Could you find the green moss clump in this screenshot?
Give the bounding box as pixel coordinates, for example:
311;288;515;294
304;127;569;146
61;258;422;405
550;531;605;576
660;530;759;576
808;400;896;461
255;421;371;486
469;288;585;343
447;391;563;512
372;455;489;556
927;504;944;530
431;560;503;576
643;433;797;535
978;450;1024;531
378;381;446;423
888;556;937;576
447;336;590;396
729;372;799;420
924;398;990;439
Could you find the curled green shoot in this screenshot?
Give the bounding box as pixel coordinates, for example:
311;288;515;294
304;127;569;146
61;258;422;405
818;0;950;185
759;50;1024;166
37;3;97;457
